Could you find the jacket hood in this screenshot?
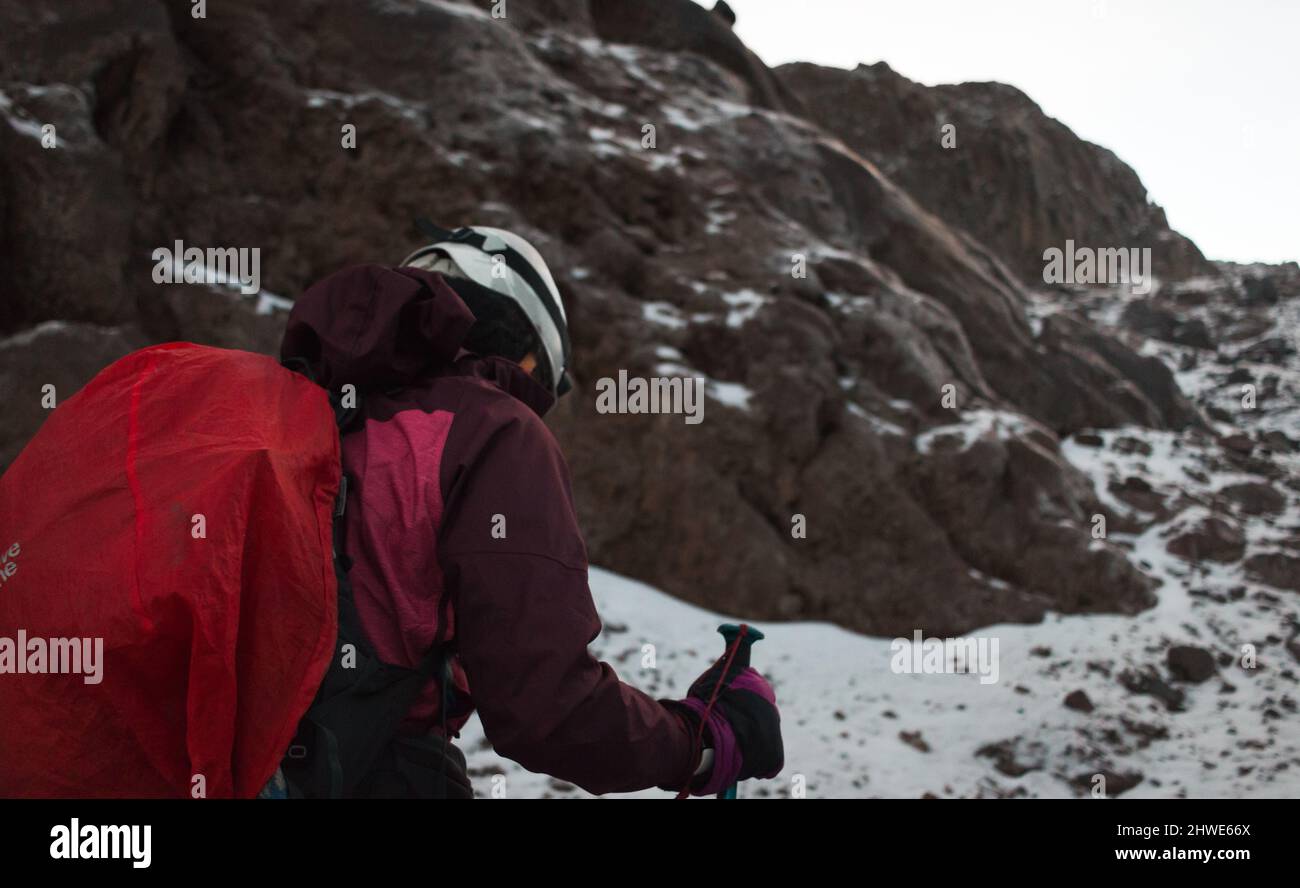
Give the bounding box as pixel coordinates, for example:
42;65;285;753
281;264;556;417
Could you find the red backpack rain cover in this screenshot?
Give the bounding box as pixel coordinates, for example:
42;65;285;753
0;343;340;797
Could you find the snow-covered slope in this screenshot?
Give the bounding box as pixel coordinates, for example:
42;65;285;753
462;274;1300;800
459;561;1298;799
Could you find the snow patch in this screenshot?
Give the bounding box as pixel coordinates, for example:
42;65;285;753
0;320;74;349
414;0;492;20
721;289;768;328
707;379;754;411
847;402;906;436
303;88;425;122
0;90;54;144
653;360;753;412
915;409;1031;455
642;301;688;329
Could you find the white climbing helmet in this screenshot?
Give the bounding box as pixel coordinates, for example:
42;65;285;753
402;223;571;395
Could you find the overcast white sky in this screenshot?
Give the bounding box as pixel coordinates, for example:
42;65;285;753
724;0;1298;265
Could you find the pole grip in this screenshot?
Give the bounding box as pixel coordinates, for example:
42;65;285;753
715;623;764;800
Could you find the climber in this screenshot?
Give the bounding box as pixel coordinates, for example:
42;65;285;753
276;224;784;797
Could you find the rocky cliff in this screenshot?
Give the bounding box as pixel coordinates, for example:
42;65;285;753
1;0;1296;643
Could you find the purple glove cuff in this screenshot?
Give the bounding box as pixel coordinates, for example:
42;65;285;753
678;696;743;796
728;667;777;705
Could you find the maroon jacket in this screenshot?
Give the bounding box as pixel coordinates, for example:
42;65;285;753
281;265;696;795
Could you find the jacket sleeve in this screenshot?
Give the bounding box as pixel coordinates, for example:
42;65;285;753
438;401;698;795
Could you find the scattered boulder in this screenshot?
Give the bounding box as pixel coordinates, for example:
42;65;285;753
1241;274;1280;306
1120;299;1213;349
1064;690;1095;713
1112;435;1153;456
899;731;931;753
977;740;1041;777
1072;768;1143;797
1232;336;1295;366
1120;717;1169;749
1165;516;1246;564
1259;430;1299;453
1221;433;1255;456
1167;645;1217;683
1243;552;1300;592
1219;481;1286;516
1108;475;1168;517
1119;668;1186;711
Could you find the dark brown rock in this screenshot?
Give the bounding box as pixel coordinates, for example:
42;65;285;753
1064;690;1094;713
0;322;144;470
1072;768;1143;796
1120;299;1214;350
1221;433;1256;455
589;0;803;114
1233;336;1295;366
1112;435;1154;456
780;61;1215;286
977;739;1041;777
1219;481;1286;516
1243;553;1300;592
1167;645;1217;683
1119;668;1186;712
899;731;931;753
1120;717;1169;748
1166;516;1246;564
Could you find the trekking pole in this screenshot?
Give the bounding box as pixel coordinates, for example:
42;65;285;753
714;623;764;799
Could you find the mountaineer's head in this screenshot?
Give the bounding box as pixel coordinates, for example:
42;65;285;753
401;225;571;396
280;226;571;412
